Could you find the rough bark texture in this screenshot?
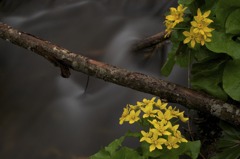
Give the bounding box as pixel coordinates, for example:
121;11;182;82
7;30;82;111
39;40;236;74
0;22;240;126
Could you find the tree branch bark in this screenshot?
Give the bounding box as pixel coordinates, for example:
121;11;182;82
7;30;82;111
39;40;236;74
0;22;240;126
131;31;169;52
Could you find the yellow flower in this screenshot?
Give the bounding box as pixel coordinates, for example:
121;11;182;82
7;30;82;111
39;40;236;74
177;112;189;122
167;106;181;117
150;120;172;136
148;134;167;152
141;103;158;118
142;97;154;103
194;9;213;24
174;130;188;143
191;20;214;36
168;122;179;132
166;4;187;24
182;8;214;48
125;110;141;124
205;32;212;38
165;136;179;150
191;8;214;43
136;101;144;107
156;109;173;123
164;20;175;37
129;104;138;110
197;34;212;46
119;107;130;125
164;4;187;37
140;130;153;143
137;97;156;107
183;27;199;48
155;99;168;110
119;97;190;153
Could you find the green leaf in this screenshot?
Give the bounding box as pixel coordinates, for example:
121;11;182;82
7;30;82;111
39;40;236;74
178;0;194;5
191;74;227;100
219;126;240;144
225;9;240;34
111;147;143;159
105;136;125;156
220;121;240;139
206;30;240;59
211;121;240;159
215;0;240;27
191;58;228;100
211;146;240;159
159;141;201;159
90;149;111;159
140;142;163;158
185;1;207;14
170;29;185;43
204;0;216;11
223;59;240;101
176;45;191;68
218;139;238;149
140;140;201;159
193;47;219;62
218;122;240;149
90;136;126;159
161;42;180;76
181;141;201;159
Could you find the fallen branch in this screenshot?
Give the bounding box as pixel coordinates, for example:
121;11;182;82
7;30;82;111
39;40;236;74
0;22;240;126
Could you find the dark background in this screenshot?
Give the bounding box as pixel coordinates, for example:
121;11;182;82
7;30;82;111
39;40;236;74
0;1;189;158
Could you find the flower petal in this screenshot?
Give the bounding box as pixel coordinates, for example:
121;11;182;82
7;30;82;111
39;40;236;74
197;8;202;16
183;37;191;44
191;21;198;27
149;145;156;152
203;10;211;17
191;40;196;48
205;38;211;42
166;15;176;21
203;27;213;32
183;31;190;36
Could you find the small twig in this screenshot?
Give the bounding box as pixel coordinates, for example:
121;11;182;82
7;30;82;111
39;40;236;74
187;120;194;141
199;152;207;159
84;76;90;93
143;40;170;59
59;61;71;78
131;31;169;52
186;118;207;159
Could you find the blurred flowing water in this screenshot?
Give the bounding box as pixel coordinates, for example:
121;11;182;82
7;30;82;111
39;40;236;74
0;0;188;158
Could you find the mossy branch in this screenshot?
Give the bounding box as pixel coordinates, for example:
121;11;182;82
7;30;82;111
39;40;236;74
0;22;240;126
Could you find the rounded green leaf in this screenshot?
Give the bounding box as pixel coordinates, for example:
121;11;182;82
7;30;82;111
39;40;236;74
226;9;240;34
206;31;240;59
215;0;240;26
223;60;240;101
191;58;228;100
105;136;125;155
111;147;143;159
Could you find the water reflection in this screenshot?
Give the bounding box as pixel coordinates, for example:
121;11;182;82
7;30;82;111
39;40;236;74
0;0;188;158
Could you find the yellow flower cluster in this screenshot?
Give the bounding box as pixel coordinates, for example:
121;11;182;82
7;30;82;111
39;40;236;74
183;9;214;48
164;4;187;37
119;97;188;152
164;4;214;48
